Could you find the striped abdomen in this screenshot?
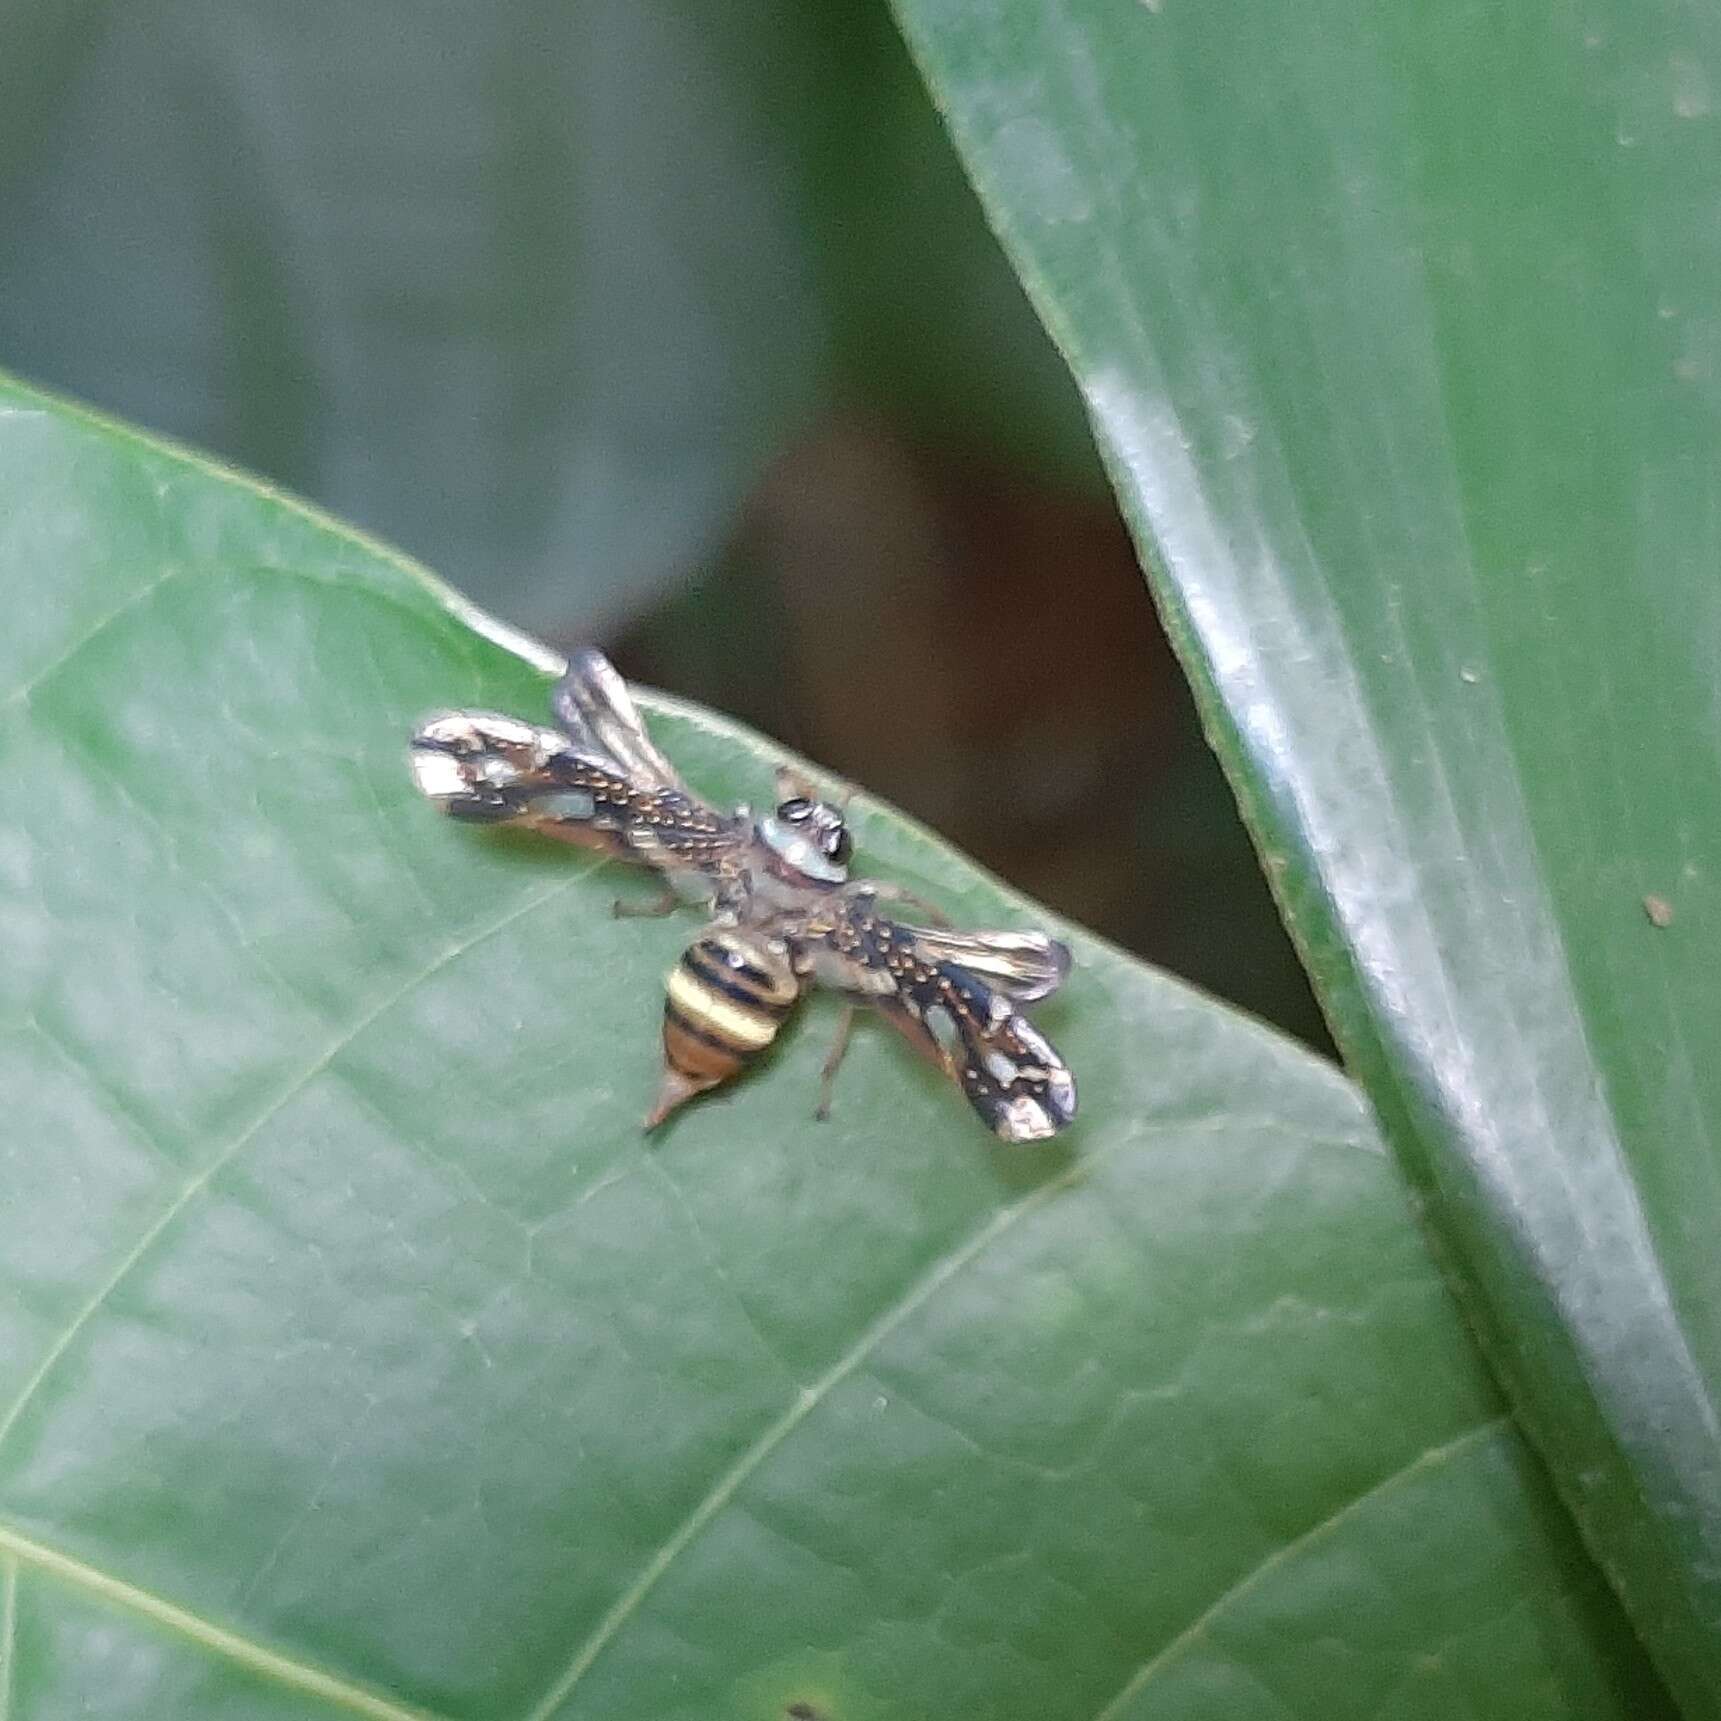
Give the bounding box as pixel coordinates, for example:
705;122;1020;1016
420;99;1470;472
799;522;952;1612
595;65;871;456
646;929;802;1126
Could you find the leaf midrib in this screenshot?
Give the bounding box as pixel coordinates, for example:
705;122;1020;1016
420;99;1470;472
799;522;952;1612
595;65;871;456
0;870;597;1457
521;1114;1404;1717
0;1416;1511;1721
521;1141;1100;1718
1089;1416;1509;1721
0;857;1399;1721
0;1524;436;1721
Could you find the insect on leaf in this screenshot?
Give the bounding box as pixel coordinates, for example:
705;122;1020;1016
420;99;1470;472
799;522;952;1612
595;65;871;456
0;375;1671;1718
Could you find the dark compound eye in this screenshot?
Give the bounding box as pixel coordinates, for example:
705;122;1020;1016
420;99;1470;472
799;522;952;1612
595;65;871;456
777;796;812;824
824;826;853;864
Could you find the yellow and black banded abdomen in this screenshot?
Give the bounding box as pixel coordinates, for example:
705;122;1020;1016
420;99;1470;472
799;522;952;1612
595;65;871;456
647;929;803;1125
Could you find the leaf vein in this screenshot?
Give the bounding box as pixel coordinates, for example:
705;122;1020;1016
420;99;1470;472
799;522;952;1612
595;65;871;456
0;1523;438;1721
522;1140;1107;1720
1088;1415;1511;1721
2;564;182;711
0;869;592;1458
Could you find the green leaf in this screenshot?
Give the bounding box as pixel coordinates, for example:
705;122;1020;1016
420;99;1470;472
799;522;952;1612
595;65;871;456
0;1;1102;645
0;1;824;633
0;374;1667;1718
796;3;1103;489
885;0;1721;1709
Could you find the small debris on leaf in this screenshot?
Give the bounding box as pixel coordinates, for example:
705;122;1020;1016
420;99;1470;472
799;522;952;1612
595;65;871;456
1643;894;1675;928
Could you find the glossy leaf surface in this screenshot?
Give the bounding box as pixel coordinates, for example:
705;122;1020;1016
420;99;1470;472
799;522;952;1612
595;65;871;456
887;0;1721;1709
0;378;1668;1717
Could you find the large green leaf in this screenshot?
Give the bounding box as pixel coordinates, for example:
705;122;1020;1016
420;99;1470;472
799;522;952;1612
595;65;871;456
0;0;825;633
0;0;1105;641
795;2;1101;489
886;0;1721;1710
0;377;1671;1716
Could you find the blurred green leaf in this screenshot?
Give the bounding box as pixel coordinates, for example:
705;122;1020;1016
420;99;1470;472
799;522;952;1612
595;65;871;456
797;4;1102;489
0;1;1109;640
887;0;1721;1709
0;376;1670;1716
0;0;826;633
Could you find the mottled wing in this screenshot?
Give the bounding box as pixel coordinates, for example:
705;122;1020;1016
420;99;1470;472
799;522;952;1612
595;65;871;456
550;647;684;792
808;896;1077;1143
409;703;743;884
888;925;1071;1004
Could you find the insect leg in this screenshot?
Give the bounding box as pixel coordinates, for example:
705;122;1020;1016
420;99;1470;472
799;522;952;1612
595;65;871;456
814;1004;859;1123
857;880;953;929
612;885;680;919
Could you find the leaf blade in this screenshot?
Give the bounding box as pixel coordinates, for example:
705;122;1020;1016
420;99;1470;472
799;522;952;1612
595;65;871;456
0;375;1668;1718
885;0;1721;1707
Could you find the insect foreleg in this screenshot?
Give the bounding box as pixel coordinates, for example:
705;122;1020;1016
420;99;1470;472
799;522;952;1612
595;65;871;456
853;880;953;929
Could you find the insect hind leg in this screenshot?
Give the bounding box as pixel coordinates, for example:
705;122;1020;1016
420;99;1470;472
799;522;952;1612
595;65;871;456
814;1004;858;1123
